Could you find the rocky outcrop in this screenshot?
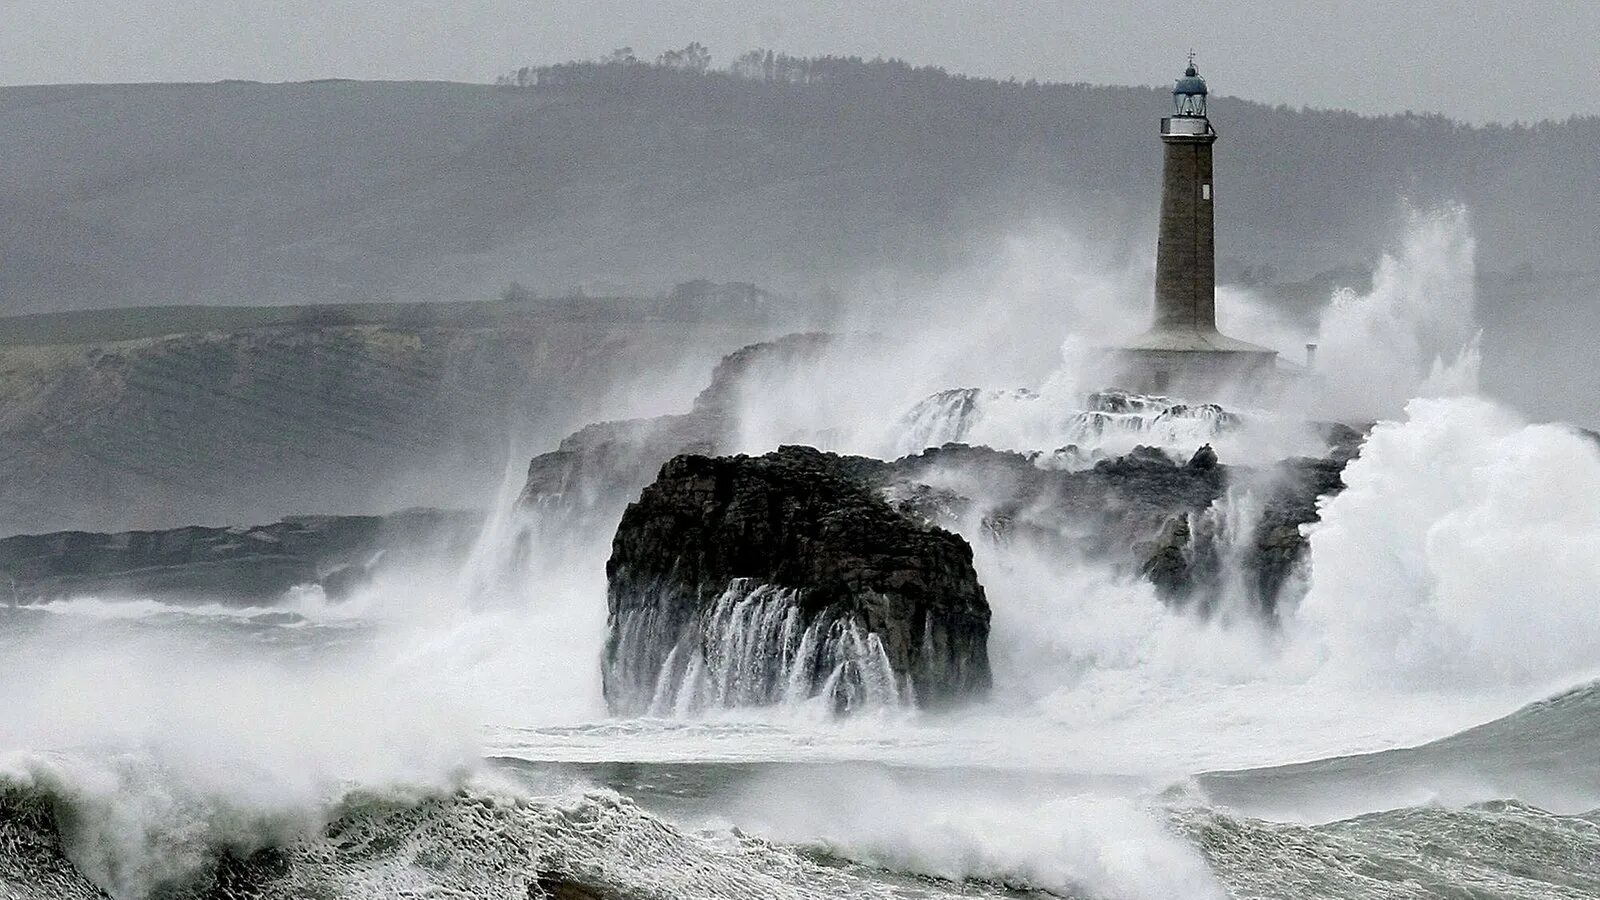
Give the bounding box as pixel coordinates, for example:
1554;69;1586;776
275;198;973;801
523;333;1362;619
603;446;991;714
0;509;479;605
520;332;862;517
880;440;1337;612
1130;452;1348;614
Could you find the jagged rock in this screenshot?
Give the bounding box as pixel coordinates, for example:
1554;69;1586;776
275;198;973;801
1128;454;1349;614
0;509;479;605
603;446;991;714
519;333;862;517
1316;420;1370;462
520;332;1363;619
1138;514;1196;599
1242;455;1348;609
877;441;1347;614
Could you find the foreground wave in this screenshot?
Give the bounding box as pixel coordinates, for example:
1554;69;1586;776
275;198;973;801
0;766;1204;900
6;765;1598;900
3;681;1598;900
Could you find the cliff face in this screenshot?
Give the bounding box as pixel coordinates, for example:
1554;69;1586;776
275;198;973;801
0;316;772;535
519;332;850;518
0;509;479;605
604;446;991;714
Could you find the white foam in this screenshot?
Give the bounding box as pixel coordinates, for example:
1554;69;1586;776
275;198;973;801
1292;395;1600;690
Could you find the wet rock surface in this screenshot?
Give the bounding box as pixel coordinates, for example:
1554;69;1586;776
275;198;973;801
604;446;991;713
526;334;1362;623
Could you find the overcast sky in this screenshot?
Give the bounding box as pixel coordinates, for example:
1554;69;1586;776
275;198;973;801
4;0;1594;124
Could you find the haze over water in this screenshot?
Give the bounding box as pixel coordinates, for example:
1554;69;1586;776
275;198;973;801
3;202;1598;898
2;8;1599;892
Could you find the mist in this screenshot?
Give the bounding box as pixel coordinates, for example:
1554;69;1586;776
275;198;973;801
4;20;1600;900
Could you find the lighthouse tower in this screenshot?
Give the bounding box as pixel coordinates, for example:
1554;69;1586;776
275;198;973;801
1116;56;1277;397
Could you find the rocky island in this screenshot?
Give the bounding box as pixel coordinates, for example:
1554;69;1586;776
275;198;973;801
603;446;992;714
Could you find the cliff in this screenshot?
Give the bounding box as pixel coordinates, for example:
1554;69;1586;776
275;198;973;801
0;312;775;534
0;509;478;605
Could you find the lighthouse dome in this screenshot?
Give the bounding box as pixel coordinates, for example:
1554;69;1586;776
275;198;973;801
1174;64;1207;96
1171;58;1209;117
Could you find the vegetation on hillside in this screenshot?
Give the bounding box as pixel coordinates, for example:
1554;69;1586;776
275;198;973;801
1;49;1595;316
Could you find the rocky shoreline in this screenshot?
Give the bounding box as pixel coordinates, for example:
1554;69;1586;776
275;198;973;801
0;509;479;606
510;335;1370;713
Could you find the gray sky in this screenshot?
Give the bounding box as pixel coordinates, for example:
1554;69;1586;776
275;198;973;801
5;0;1595;123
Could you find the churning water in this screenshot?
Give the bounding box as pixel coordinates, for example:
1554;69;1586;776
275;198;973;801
5;208;1599;899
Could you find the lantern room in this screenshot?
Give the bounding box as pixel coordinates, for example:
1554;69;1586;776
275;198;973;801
1172;56;1208;118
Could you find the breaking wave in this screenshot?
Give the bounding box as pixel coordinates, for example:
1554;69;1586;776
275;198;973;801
7;207;1598;900
8;679;1600;900
0;758;1227;900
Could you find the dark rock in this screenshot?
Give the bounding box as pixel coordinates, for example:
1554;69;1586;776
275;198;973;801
1315;420;1371;462
603;446;991;714
522;333;1362;621
1243;455;1348;611
1127;453;1349;614
878;440;1352;615
0;508;479;606
1137;514;1196;599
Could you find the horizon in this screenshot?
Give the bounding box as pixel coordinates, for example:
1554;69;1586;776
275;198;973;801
4;7;1600;898
5;1;1596;126
9;61;1597;133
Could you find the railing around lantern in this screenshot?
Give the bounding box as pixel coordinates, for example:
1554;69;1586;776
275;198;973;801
1161;117;1217;137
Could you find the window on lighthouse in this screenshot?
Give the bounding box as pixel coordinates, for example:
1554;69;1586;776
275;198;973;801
1202;184;1212;200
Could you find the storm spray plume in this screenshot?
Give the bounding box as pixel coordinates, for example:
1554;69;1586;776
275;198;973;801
1310;206;1481;420
6;30;1600;900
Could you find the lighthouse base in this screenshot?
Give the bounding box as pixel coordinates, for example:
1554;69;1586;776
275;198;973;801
1109;327;1280;402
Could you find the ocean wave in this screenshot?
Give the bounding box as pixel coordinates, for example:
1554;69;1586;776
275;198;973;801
1193;678;1600;821
10;585;375;629
16;596;310;625
0;763;1098;900
1181;800;1600;900
13;755;1596;900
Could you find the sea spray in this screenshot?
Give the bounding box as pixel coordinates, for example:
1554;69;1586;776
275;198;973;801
0;620;476;898
1310;205;1480;420
719;763;1229;900
893;388;1239;460
5;766;1015;900
1291;395;1600;689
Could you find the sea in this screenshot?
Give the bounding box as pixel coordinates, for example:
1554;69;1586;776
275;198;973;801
4;208;1598;899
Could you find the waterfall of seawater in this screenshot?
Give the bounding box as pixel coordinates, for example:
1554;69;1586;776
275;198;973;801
895;387;1253;465
456;205;1551;741
608;580;905;717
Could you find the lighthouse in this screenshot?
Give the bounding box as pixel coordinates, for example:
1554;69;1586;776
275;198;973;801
1116;56;1277;397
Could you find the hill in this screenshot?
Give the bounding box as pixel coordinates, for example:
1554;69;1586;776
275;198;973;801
2;63;1597;317
1;59;1597;532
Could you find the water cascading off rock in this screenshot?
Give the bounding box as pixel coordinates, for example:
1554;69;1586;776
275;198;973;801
602;446;992;715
